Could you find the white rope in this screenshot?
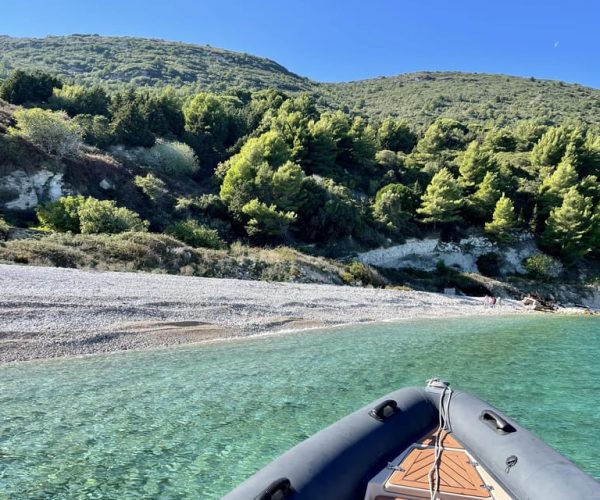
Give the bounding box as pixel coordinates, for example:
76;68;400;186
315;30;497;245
428;382;453;500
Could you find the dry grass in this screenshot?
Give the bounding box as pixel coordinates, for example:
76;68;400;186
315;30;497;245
0;232;347;284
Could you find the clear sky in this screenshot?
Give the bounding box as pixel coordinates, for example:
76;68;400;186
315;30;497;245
2;0;599;87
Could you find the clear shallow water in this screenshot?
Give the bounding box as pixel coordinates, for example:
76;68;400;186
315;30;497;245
1;315;599;499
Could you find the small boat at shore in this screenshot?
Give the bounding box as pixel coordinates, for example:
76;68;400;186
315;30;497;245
224;380;600;499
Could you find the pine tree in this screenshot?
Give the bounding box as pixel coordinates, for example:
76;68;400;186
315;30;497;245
530;126;570;167
485;194;519;244
270;161;306;212
468;171;502;222
416;118;468;154
110;90;155;148
372;183;415;228
538;143;579;214
579;175;600;205
417;168;463;224
306;118;338;176
541;187;597;263
459;141;496;189
377;118;417;153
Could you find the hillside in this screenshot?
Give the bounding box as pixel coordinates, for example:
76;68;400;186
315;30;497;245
0;35;316;93
324;72;600;126
0;35;598;301
2;35;600;126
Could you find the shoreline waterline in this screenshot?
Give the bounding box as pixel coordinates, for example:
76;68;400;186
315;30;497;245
1;310;537;367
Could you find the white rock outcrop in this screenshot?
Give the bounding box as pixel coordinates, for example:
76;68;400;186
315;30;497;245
1;169;66;210
358;235;538;275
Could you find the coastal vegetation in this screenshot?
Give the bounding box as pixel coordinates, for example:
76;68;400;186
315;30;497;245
0;37;599;300
0;231;347;283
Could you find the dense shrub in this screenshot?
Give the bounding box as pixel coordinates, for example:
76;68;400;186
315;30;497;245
109;90;155;148
78;198;148;234
0;216;9;240
340;261;386;287
166;219;226;249
141;139;200;176
9;108;82;158
72;114;112;147
37;195;86;232
50;84;110;116
377;118;416;153
37;196;147;234
372;183;415;228
192;194;229;218
241;199;296;237
523;253;563;280
0;69;62;105
134;173;168;201
183;92;230;167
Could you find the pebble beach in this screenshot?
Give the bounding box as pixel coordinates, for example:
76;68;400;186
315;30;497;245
0;264;527;363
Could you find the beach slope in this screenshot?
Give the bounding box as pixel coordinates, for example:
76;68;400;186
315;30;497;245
0;264;524;363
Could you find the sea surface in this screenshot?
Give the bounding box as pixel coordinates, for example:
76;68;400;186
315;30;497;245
1;315;599;499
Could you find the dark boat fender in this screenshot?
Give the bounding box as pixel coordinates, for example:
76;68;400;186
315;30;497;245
224;385;600;500
223;387;437;500
443;389;600;499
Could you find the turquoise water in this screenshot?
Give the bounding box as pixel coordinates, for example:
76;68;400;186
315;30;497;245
1;315;599;499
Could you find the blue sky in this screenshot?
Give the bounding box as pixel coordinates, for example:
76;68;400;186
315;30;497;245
2;0;599;87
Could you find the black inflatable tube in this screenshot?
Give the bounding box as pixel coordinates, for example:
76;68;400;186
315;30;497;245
223;386;600;500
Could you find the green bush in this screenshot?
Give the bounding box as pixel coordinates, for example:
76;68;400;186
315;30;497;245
241;199;296;237
341;261;386;287
78;198;148;234
141;139;200;176
72;114;112;148
0;216;10;240
37;195;86;232
0;69;62;105
9;108;82;158
193;194;228;218
134;173;168;201
49;84;109;116
37;196;147;234
523;253;563;280
166;219;227;249
372;183;415;228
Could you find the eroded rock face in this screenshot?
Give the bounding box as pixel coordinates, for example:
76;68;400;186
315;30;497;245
357;234;538;275
581;288;600;309
1;169;67;210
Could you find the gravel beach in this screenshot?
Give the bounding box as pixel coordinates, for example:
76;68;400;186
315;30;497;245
0;264;527;363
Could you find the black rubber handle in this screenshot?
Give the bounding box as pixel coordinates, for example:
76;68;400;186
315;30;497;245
480;410;516;433
369;399;398;421
253;477;294;500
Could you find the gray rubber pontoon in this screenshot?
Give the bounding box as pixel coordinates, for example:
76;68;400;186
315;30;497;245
223;381;600;500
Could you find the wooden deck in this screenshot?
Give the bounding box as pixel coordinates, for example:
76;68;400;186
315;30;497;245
382;428;511;499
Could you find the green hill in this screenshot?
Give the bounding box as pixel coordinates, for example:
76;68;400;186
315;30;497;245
324;72;600;126
0;35;316;93
2;35;600;126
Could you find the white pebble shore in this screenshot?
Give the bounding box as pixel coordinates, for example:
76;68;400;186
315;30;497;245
0;264;527;363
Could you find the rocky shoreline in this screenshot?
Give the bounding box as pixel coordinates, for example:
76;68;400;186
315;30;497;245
1;264;536;364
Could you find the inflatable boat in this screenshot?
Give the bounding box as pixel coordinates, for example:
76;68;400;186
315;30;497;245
224;380;600;500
